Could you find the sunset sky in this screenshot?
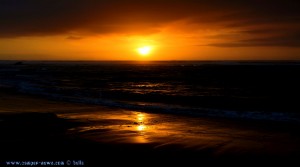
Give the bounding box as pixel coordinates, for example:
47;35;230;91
1;0;300;60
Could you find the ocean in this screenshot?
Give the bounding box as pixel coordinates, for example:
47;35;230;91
1;60;300;122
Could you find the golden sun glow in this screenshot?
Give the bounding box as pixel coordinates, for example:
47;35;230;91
137;46;152;56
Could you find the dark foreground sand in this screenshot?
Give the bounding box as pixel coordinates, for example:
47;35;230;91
1;90;300;166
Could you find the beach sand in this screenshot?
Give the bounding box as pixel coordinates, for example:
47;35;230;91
1;90;300;166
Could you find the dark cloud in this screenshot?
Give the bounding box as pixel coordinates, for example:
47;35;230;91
208;34;300;47
1;0;300;47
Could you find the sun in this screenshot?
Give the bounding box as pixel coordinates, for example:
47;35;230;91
137;46;152;56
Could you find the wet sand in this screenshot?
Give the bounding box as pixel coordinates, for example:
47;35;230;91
1;90;300;166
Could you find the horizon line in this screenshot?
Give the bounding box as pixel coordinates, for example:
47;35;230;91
1;59;300;62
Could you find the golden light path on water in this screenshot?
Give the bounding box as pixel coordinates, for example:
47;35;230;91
60;108;203;144
58;107;299;155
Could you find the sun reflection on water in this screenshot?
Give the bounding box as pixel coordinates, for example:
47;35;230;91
137;124;146;131
136;113;146;131
137;113;144;121
64;110;192;144
137;113;145;121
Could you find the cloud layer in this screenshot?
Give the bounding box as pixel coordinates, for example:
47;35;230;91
1;0;300;47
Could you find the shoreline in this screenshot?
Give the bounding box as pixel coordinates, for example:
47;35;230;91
1;90;300;166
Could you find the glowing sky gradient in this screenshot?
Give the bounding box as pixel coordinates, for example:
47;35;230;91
1;0;300;60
